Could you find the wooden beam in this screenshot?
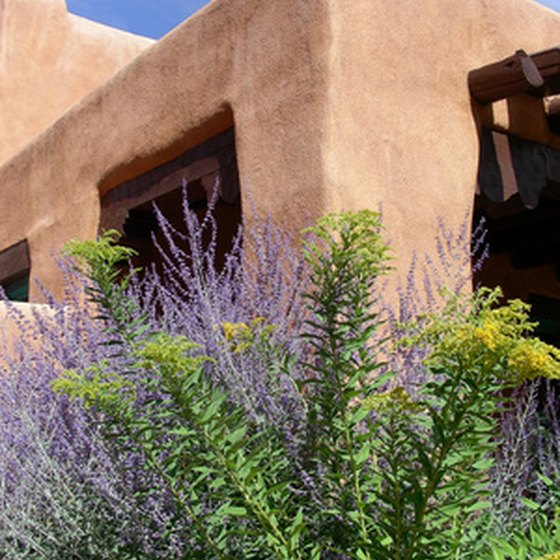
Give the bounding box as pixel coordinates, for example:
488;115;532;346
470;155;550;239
469;47;560;104
533;47;560;97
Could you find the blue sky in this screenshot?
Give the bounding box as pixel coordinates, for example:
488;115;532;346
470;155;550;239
66;0;213;39
539;0;560;11
67;0;560;40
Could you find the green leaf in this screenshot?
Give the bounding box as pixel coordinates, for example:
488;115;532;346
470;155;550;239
472;457;495;471
355;444;371;466
465;500;491;513
228;426;248;445
521;498;542;511
218;505;248;517
356;548;371;560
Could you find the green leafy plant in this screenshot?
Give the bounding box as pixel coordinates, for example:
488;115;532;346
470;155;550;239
298;210;392;558
49;212;560;559
365;287;560;560
486;512;560;560
57;233;310;559
64;230;142;341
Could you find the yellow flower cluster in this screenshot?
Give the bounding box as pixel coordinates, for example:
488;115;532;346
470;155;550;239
365;386;422;416
508;338;560;383
137;333;208;379
53;362;136;412
473;319;501;350
222;321;252;343
534;553;560;560
404;288;560;385
302;210;392;278
221;317;273;353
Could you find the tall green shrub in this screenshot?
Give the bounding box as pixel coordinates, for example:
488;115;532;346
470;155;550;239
49;211;560;559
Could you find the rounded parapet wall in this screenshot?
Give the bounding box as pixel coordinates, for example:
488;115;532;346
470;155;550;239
0;0;153;165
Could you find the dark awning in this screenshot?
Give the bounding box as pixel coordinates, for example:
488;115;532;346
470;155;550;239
477;127;560;208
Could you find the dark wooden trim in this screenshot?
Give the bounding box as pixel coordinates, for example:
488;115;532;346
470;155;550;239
477;127;560;208
0;239;30;284
99;128;238;233
532;47;560;97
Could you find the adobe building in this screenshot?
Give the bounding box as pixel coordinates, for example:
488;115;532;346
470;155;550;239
2;0;560;342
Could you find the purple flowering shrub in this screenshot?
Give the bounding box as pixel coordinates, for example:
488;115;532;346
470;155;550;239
0;285;147;558
132;194;310;430
0;191;313;558
50;202;314;557
3;189;560;558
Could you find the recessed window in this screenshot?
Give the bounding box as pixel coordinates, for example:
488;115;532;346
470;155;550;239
100;128;241;276
0;240;30;302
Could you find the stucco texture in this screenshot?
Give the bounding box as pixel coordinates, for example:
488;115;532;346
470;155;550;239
0;301;58;367
0;0;152;165
1;0;560;302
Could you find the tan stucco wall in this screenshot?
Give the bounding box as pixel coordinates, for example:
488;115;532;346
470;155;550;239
1;0;560;302
0;302;52;365
0;0;152;165
324;0;560;274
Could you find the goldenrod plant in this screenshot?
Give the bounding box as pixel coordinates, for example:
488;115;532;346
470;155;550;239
4;198;560;558
53;210;560;559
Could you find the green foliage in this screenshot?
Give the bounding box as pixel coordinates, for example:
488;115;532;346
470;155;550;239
127;333;304;559
299;210;392;558
64;229;137;274
299;210;560;559
370;287;560;560
302;210;391;285
50;214;560;559
64;230;147;343
486;513;560;559
59;353;301;558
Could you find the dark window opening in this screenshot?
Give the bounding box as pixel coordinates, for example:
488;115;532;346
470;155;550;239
122;182;242;276
546;96;560;136
473;187;560;343
0;240;30;302
100;127;242;280
4;274;30;302
473;128;560;345
528;294;560;347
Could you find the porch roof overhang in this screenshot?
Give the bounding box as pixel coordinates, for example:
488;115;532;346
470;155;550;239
468;47;560;104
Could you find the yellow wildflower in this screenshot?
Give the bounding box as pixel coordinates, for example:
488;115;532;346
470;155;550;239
365;386;422;416
220;317;273;353
404;287;560;385
222;321;250;343
508;338;560;382
473;318;501;350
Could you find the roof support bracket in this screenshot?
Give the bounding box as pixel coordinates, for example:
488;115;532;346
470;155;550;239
469;47;560;104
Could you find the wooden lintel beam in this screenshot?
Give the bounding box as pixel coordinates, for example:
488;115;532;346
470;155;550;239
469;47;560;104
